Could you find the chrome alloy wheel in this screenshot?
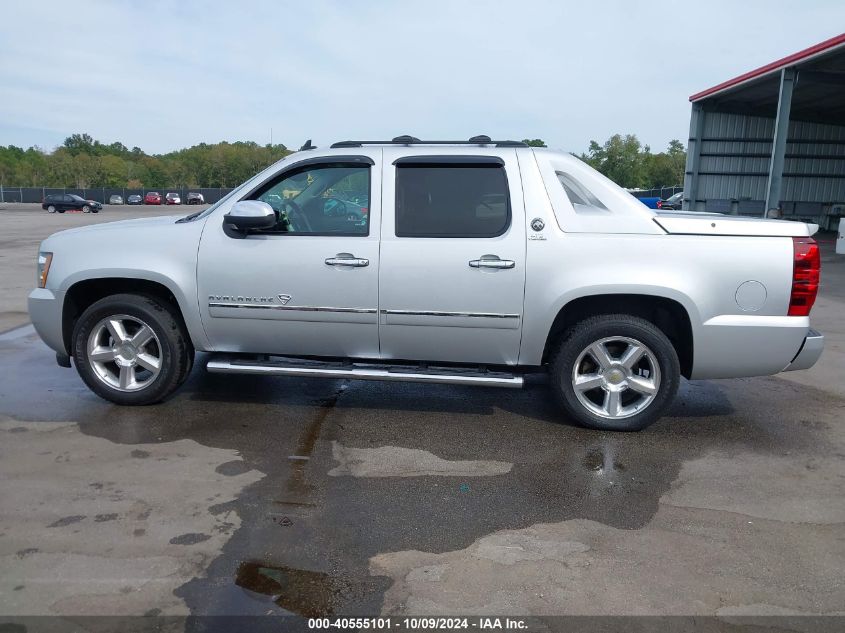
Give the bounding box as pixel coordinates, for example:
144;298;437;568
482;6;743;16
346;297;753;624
86;314;162;392
571;336;661;420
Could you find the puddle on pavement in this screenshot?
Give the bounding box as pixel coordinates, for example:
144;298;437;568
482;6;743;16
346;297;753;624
235;561;352;617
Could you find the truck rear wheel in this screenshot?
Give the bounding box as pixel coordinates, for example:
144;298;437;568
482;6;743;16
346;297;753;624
72;293;193;405
549;314;680;431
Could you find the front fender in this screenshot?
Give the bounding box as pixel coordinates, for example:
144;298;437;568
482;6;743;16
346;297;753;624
59;269;210;352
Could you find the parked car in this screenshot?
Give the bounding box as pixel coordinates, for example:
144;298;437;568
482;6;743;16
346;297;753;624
28;138;823;431
109;194;124;205
41;194;101;214
165;192;181;205
144;192;162;205
186;192;205;205
657;191;684;210
637;196;661;209
127;195;143;205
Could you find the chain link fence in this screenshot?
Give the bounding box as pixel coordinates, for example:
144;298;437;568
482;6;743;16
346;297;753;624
627;186;683;200
0;186;235;204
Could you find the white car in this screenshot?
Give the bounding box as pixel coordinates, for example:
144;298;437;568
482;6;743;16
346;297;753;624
27;136;823;431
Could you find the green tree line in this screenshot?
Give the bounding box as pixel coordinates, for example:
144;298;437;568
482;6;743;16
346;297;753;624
0;132;684;190
0;133;291;189
522;135;685;188
579;134;686;189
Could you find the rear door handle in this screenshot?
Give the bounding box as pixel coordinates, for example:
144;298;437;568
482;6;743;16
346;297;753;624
325;253;369;267
469;257;515;269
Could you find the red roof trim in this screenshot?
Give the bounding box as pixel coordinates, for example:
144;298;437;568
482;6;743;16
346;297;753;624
690;32;845;102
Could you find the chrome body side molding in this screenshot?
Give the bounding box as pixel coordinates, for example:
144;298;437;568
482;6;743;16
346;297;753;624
380;309;520;319
208;302;377;314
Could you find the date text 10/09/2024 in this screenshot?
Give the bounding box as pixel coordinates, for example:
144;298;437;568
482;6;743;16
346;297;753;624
308;618;529;630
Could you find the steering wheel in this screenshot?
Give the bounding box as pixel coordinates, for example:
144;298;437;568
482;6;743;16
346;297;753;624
324;197;348;218
280;198;312;233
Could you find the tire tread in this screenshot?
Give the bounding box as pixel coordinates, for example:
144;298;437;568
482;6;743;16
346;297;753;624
72;293;193;405
549;314;680;431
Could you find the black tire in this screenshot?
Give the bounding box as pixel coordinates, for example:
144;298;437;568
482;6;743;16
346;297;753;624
47;205;56;213
58;209;66;214
72;293;194;405
549;314;680;431
82;205;91;213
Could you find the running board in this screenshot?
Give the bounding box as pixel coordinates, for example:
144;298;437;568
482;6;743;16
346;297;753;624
206;356;524;388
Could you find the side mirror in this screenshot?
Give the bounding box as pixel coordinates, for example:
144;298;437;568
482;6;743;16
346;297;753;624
223;200;276;232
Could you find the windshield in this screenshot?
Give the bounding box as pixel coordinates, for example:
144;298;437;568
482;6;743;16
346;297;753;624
177;187;241;223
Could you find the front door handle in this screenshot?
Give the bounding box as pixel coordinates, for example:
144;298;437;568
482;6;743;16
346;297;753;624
469;257;515;269
326;253;369;267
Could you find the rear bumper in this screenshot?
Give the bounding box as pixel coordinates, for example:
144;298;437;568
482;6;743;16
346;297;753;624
783;329;824;372
691;315;819;379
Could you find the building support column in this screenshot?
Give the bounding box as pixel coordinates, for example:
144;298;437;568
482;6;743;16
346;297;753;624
765;67;797;217
683;102;705;211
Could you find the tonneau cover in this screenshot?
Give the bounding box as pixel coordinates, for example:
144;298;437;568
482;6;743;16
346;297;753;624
654;213;818;237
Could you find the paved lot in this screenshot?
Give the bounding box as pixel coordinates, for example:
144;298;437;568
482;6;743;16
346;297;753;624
0;205;843;622
0;203;195;333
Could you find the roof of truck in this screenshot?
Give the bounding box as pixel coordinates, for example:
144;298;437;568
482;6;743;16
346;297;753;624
325;135;530;149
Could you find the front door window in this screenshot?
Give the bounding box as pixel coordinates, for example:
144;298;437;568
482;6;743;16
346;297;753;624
252;163;370;236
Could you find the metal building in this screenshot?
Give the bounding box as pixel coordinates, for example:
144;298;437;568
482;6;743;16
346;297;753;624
683;33;845;229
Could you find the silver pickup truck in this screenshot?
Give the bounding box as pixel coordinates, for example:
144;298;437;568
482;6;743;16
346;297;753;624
28;137;824;431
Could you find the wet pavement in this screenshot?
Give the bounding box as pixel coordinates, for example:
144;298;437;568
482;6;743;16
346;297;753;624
1;320;843;619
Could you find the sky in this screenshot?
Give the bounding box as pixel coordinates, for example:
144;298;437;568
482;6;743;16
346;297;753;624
1;1;843;155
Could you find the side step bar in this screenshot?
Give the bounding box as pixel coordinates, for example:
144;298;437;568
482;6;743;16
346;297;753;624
206;356;524;389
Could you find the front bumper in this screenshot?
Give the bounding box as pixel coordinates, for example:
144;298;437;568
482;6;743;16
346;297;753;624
783;329;824;372
28;287;66;354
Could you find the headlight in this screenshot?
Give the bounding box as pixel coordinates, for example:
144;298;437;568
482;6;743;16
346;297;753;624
37;252;53;288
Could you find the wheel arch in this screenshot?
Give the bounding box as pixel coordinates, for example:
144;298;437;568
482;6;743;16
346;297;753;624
61;276;199;355
539;292;695;378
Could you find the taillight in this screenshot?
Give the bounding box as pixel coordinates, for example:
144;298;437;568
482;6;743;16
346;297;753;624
361;207;368;214
657;201;663;209
788;237;820;316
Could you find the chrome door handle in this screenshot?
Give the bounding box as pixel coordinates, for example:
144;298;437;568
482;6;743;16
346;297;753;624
325;255;369;267
469;258;515;269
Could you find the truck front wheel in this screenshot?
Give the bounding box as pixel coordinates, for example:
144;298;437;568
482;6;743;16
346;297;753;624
72;293;194;405
549;314;680;431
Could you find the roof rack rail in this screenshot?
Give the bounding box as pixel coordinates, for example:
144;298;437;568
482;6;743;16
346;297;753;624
330;135;529;149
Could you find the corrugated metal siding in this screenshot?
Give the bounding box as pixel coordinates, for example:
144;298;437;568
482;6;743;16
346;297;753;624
689;111;845;209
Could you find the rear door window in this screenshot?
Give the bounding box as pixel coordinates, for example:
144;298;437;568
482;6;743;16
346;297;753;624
395;161;510;237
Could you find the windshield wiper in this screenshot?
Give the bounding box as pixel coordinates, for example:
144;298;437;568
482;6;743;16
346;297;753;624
176;211;204;223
